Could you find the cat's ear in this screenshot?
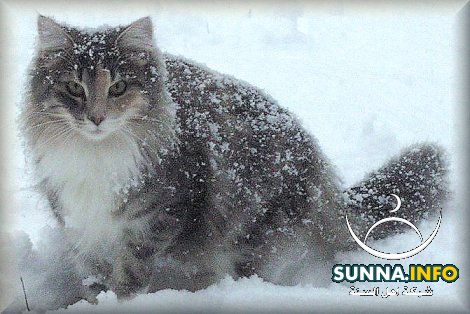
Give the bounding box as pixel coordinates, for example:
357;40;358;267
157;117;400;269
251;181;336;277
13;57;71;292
37;15;73;51
116;17;154;50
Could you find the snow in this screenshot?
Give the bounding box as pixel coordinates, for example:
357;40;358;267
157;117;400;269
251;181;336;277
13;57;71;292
2;1;467;313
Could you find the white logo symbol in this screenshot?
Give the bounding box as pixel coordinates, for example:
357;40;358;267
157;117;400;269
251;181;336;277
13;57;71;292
346;194;442;260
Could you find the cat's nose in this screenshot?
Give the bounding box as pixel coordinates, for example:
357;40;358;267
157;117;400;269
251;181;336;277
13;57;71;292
88;115;105;126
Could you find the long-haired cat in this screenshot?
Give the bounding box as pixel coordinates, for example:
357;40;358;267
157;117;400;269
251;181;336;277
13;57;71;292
15;16;447;310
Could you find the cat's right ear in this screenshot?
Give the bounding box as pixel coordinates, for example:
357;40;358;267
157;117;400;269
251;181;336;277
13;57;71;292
37;15;73;51
116;17;154;51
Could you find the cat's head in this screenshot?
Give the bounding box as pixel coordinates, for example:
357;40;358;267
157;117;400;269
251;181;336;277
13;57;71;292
25;16;171;143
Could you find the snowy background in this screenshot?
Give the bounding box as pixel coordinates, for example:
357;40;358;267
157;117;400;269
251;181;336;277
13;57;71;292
1;1;468;312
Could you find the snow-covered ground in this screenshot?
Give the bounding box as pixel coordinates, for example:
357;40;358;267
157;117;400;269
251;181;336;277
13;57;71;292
1;1;467;312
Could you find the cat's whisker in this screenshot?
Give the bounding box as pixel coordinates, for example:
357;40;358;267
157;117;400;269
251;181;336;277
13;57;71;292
124;124;161;144
121;127;151;147
30;123;63;141
61;129;77;148
121;127;162;158
37;126;73;148
23;119;68;133
34;120;69;135
23;112;70;123
26;111;68;116
131;115;164;123
39;128;70;146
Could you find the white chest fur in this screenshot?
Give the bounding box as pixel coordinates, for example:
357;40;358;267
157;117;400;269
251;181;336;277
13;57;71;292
34;133;144;257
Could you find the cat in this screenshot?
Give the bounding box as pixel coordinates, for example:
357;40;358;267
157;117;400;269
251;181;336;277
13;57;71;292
14;15;448;311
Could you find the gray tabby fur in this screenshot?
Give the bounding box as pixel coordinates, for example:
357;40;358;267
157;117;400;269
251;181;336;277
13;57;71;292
15;16;448;310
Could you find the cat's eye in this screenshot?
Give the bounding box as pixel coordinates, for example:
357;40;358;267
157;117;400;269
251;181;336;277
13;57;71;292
66;81;85;98
108;81;127;97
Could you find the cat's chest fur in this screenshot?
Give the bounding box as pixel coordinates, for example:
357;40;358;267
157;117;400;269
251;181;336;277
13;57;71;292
35;134;145;257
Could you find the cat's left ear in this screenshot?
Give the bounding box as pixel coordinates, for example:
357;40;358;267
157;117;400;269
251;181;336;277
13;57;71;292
37;15;74;51
116;17;154;50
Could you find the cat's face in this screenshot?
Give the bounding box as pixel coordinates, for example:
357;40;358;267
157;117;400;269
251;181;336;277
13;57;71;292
28;16;164;141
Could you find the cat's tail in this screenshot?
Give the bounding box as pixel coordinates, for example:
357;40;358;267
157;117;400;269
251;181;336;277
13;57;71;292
342;142;449;242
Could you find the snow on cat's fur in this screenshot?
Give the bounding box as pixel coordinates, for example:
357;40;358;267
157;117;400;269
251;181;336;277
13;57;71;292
13;15;448;311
